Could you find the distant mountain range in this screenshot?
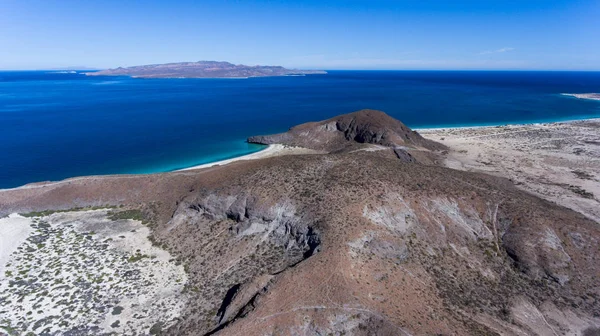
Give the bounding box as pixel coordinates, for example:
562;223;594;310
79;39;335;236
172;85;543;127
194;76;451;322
86;61;327;78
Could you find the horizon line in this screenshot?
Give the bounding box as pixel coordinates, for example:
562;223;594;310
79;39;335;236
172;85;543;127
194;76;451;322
2;68;600;72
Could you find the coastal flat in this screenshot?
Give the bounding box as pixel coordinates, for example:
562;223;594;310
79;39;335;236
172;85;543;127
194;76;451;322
421;119;600;223
0;210;187;335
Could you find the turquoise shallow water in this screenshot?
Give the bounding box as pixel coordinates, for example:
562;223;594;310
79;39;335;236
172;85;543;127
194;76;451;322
1;70;599;189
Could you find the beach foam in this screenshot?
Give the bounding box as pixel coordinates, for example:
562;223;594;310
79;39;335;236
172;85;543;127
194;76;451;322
93;80;122;85
561;93;600;101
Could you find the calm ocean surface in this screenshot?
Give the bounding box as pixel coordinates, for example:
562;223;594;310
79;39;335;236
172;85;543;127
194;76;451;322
1;70;599;188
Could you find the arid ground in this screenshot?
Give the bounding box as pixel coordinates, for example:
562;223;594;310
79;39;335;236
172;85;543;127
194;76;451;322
1;111;599;336
421;119;600;223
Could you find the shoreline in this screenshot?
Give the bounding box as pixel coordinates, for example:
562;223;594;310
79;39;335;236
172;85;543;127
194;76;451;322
178;144;325;171
3;117;599;192
178;144;277;171
414;116;600;132
181;116;600;173
561;93;600;101
0;144;323;192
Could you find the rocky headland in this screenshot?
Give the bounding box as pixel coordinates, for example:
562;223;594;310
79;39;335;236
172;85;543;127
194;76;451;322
248;109;446;164
1;110;599;336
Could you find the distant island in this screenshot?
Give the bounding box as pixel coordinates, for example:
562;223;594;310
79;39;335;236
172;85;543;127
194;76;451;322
86;61;327;78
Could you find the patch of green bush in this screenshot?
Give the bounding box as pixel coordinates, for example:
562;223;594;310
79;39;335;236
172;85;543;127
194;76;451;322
107;209;148;224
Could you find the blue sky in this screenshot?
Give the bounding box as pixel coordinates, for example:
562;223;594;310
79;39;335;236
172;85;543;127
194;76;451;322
1;0;599;70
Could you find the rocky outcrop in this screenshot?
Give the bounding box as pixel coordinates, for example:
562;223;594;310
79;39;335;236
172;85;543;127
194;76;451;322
155;192;321;335
248;109;446;152
393;148;417;163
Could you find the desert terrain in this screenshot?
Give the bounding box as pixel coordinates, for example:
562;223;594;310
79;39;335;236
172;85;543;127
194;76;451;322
0;209;187;335
420;119;600;223
1;110;599;336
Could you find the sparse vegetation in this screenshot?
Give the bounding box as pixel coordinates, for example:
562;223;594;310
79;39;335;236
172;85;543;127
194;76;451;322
20;206;115;218
149;321;164;335
1;209;186;334
572;170;595;180
107;209;148;224
568;185;595;199
127;253;150;263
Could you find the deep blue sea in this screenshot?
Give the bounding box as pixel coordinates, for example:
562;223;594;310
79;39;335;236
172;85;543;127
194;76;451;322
1;70;599;189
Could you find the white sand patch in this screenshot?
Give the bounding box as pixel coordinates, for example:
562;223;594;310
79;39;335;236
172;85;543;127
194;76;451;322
179;144;325;171
0;214;33;276
420;119;600;223
0;209;188;335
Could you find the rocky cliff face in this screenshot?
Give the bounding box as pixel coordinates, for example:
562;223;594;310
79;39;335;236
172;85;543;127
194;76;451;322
2;111;599;336
158;191;321;335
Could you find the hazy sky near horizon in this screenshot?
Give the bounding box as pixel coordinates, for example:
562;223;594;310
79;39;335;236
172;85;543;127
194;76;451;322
1;0;599;70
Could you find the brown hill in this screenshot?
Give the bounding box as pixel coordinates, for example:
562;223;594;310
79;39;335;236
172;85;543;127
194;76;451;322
248;109;446;152
1;111;599;336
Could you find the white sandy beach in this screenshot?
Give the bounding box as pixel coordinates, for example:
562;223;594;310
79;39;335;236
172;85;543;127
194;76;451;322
178;144;325;171
561;93;600;101
415;117;600;133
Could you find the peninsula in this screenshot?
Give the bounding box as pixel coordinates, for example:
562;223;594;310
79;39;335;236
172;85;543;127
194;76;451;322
86;61;327;78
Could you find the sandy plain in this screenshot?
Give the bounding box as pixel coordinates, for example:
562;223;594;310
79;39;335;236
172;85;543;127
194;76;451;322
420;119;600;223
